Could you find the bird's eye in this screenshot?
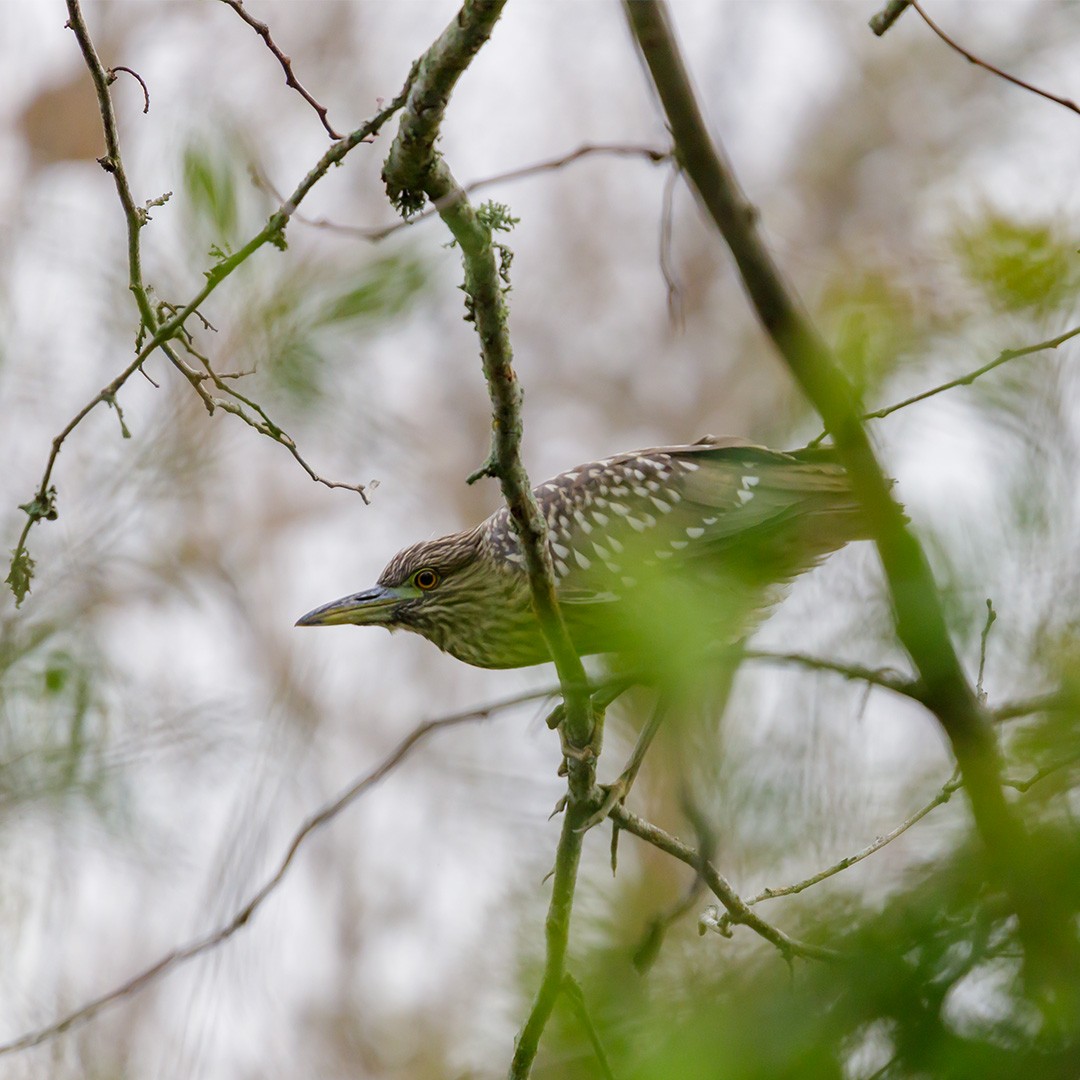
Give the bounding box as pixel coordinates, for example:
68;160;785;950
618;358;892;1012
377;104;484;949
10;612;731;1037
412;568;440;591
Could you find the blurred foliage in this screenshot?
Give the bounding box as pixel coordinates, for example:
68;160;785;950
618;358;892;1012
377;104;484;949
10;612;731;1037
183;142;243;248
819;268;921;400
244;250;429;408
0;620;116;818
178;138;430;409
954;214;1080;317
535;810;1080;1080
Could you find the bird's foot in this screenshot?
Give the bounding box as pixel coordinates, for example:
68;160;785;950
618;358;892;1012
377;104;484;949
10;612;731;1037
577;777;630;832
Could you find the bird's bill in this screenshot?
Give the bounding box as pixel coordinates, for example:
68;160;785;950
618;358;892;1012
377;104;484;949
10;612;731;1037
295;585;402;627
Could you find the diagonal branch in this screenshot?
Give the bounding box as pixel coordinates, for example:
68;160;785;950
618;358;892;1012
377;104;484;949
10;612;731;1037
911;0;1080;118
217;0;343;138
610;805;840;962
0;690;542;1058
621;0;1076;972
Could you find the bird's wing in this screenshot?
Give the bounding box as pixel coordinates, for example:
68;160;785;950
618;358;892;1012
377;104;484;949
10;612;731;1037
540;437;868;602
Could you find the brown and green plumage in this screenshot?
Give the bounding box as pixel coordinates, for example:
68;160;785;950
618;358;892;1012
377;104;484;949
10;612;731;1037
296;436;874;669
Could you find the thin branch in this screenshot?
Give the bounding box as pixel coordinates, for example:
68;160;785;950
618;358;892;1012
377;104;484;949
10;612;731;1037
912;0;1080;118
0;689;548;1058
994;688;1080;723
560;975;616;1080
741;771;963;911
610;805;839;963
622;0;1071;973
170;329;371;497
658;162;683;329
976;598;997;702
9;2;412;604
108;65;149;113
631;872;706;974
258;142;669;242
217;0;343;138
1004;748;1080;794
863;324;1080;423
742;648;922;702
869;0;913;36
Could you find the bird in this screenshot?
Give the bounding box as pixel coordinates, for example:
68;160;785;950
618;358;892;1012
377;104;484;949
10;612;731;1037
296;435;875;674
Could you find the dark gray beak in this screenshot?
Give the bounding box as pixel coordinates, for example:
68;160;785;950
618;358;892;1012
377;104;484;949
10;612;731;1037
295;585;403;627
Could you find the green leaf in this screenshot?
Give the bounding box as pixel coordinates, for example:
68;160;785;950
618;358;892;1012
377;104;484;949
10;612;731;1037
6;547;35;605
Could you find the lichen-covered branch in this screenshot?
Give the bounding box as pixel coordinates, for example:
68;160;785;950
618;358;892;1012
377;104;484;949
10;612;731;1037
382;0;592;757
382;7;601;1077
621;0;1076;973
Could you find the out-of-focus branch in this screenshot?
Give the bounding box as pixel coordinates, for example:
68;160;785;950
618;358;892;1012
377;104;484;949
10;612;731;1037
869;0;913;37
621;0;1076;972
610;805;840;962
0;690;541;1058
743;648;921;701
911;0;1080;118
560;975;616;1080
8;1;411;606
295;142;669;241
217;0;342;138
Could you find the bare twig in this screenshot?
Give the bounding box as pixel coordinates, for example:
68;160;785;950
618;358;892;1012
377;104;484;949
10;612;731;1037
622;0;1072;972
1004;748;1080;794
610;805;839;962
217;0;343;138
299;142;669;242
9;1;412;605
863;324;1080;423
108;65;149;112
0;689;547;1058
912;0;1080;117
742;770;963;911
658;162;683;329
976;599;997;703
742;648;921;702
173;332;371;498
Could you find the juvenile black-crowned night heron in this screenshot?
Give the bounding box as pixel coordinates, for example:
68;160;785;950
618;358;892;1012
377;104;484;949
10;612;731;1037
296;436;873;671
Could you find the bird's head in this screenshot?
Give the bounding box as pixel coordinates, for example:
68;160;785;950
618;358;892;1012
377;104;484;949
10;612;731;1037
296;528;490;629
295;525;542;667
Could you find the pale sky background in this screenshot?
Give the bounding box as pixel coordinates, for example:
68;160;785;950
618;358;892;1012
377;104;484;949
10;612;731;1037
1;2;1078;1077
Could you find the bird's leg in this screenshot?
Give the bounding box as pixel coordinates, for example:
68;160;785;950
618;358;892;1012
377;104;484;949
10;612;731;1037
578;696;668;831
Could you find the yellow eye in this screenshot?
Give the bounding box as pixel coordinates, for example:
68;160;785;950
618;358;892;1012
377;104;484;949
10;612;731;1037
412;568;439;591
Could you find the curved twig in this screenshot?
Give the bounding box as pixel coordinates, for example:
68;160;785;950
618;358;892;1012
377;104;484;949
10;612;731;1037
0;688;549;1058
